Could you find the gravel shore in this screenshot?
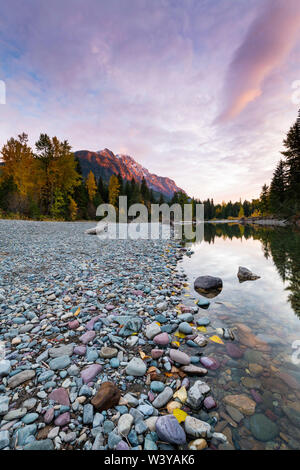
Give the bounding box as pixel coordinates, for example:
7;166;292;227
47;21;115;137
0;220;227;451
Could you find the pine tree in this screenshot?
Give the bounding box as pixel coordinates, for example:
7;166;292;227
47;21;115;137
281;110;300;212
269;160;286;213
260;184;270;215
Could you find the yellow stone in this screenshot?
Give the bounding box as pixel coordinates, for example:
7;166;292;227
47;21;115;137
173;408;187;423
167;401;182;413
74;307;80;316
173;386;187;403
188;439;208;450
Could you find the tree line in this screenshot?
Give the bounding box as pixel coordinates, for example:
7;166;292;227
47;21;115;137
0;133;170;220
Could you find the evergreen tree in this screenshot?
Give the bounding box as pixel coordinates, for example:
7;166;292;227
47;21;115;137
260;184;270;215
269;160;286;213
281;110;300;212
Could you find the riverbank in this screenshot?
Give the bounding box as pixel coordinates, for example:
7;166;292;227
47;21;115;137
207;217;289;227
0;219;231;451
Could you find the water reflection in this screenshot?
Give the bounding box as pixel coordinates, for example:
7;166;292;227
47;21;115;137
191;223;300;317
180;223;300;450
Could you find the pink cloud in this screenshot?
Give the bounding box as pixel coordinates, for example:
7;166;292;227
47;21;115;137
216;0;300;122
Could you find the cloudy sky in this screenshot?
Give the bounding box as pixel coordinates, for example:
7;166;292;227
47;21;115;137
1;0;300;203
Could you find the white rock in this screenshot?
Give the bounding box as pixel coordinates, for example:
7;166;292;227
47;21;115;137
118;413;134;436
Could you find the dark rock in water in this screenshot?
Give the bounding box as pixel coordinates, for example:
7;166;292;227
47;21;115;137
194;276;222;298
225;343;244;359
156;415;186;445
91;382;121;411
249;413;279;441
237;266;260;283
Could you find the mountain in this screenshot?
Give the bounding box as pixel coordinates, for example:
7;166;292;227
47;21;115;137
74;148;183;198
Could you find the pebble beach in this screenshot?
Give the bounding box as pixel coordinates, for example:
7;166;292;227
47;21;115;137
1;219;296;451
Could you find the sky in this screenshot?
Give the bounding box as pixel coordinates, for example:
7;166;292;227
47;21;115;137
0;0;300;203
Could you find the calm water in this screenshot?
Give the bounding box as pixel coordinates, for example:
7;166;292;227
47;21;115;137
180;223;300;450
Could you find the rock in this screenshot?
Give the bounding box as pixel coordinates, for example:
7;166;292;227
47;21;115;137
196;317;210;326
200;357;220;370
79;331;96;344
187;380;210;409
188;438;207;450
194;276;223;298
178;322;193;335
237;266;260;282
83;404;94;424
151;349;164;359
44;407;55;424
152;387;173;408
241;377;261;389
249;414;279;441
145;416;158;432
74;345;86;356
184;416;211;438
193;335;207;347
4;408;27;421
81;364;102;384
23;398;37;410
7;369;35;388
169;349;190;365
49;355;71;371
167;401;182;413
225;405;244;423
24;439;54;450
99;347;118;359
0;360;11;377
0;396;9;416
235;323;270;352
156;415;186;445
173;386;187;403
126;357;146;376
150;381;165;393
116;440;130;450
181;365;208;376
54;412;70;427
196;298;210;309
223;394;256;416
49;343;74;358
153;333;170;345
49;388;70;406
91;382;121;411
145;322;161;339
203;396;217;410
225;343;244;358
157;301;167;312
22;413;39;424
0;430;10;449
118;414;134;436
